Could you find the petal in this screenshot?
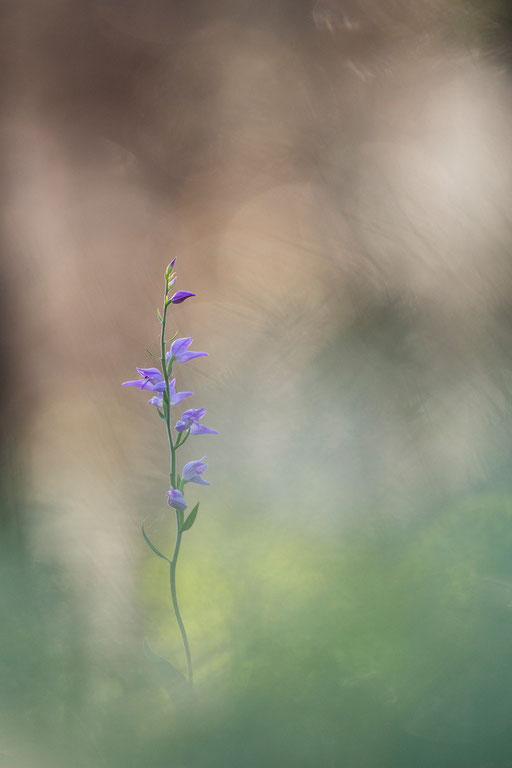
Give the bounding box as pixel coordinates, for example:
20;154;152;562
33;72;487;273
170;390;193;406
176;351;209;363
182;458;206;480
170;337;193;359
122;380;146;388
190;476;211;485
136;367;162;382
190;423;219;435
181;407;207;422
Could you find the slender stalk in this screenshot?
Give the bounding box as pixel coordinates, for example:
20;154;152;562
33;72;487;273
170;523;193;684
160;286;193;685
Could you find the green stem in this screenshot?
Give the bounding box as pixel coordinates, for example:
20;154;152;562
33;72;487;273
160;287;193;685
170;517;193;684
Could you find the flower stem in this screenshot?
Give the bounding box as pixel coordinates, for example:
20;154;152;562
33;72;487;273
170;520;193;684
160;287;193;685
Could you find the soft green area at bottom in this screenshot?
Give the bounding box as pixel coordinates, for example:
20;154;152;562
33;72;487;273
2;494;512;767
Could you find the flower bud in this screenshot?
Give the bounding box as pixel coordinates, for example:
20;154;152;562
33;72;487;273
170;291;195;304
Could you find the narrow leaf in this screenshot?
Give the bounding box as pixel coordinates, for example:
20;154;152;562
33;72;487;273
164;331;178;344
156;307;163;323
145;347;160;358
142;522;171;563
180;502;199;533
157;409;166;420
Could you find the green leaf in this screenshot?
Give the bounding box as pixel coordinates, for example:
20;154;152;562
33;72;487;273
180;502;199;533
145;346;160;358
157;409;166;420
142;522;171;563
156;307;163;323
164;331;178;344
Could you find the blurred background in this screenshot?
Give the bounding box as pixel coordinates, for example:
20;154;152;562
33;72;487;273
2;1;512;765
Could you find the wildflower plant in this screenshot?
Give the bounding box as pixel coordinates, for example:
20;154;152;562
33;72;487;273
123;259;217;686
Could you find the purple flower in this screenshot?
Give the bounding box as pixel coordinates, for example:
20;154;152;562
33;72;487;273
147;378;192;409
166;337;208;364
169;291;195;304
182;457;210;485
124;368;192;409
166;487;187;512
175;407;219;435
122;367;163;391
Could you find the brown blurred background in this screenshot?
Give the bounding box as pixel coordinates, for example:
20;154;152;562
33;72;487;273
2;2;512;766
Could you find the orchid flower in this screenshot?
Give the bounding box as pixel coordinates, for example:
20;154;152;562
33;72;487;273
167;487;187;512
182;457;210;485
166;337;208;364
175;407;219;435
147;378;192;408
122;367;164;390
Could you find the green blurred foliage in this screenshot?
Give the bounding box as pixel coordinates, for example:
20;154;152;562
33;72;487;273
2;492;512;767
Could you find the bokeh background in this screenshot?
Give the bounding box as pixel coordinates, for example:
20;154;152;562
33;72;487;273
2;1;512;766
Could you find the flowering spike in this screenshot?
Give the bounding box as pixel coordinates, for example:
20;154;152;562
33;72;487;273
122;259;218;686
